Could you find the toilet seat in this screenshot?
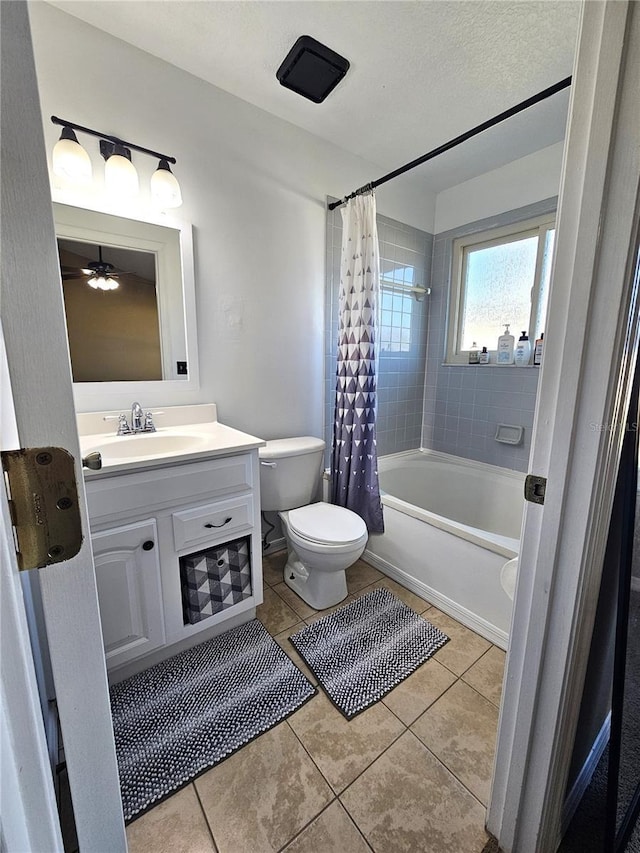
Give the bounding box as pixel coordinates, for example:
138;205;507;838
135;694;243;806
287;502;367;546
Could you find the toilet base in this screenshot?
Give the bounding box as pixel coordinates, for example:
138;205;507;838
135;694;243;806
283;551;348;610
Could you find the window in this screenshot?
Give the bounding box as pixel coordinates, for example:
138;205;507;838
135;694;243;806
446;214;555;363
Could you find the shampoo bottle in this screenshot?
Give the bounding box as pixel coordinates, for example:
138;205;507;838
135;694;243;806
479;346;490;364
497;324;515;365
515;331;531;366
534;333;544;365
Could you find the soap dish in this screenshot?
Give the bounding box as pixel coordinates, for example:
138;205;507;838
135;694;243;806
495;424;524;445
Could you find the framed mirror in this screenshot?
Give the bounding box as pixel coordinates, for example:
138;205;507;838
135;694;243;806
53;203;198;408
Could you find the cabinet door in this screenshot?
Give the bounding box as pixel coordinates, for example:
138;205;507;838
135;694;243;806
92;520;165;671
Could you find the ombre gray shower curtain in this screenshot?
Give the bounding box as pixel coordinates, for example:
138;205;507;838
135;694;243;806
331;193;384;534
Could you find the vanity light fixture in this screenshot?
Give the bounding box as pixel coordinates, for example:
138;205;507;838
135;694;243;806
52;125;92;183
50;116;182;208
101;140;140;198
150;160;183;209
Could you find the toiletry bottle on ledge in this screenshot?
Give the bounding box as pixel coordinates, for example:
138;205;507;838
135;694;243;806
479;346;490;364
468;342;480;364
497;324;515;364
534;333;544;365
515;331;531;366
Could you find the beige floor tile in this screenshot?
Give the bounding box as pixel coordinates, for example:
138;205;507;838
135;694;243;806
195;723;332;853
426;608;492;676
256;586;300;635
126;785;216;853
382;659;457;726
368;577;433;613
283;801;370;853
411;680;499;805
262;550;286;587
273;581;318;620
341;730;488;853
346;560;384;594
462;646;507;707
288;692;405;793
274;622;318;685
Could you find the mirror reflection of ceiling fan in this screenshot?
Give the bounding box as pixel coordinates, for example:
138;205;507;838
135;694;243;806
61;245;127;291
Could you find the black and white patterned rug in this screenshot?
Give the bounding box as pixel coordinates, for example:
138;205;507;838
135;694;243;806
110;619;315;822
290;587;449;719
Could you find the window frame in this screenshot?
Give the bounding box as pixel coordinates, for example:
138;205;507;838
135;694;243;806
445;213;556;365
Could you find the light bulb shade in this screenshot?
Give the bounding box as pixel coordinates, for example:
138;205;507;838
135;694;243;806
151;160;183;208
104;146;139;197
88;275;119;291
52;127;92;183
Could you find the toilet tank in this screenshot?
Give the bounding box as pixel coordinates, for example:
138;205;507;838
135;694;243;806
259;437;325;512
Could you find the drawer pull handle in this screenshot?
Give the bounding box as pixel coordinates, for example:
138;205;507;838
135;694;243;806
204;517;232;529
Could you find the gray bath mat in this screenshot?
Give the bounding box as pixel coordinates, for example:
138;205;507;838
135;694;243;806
110;619;315;822
290;587;448;719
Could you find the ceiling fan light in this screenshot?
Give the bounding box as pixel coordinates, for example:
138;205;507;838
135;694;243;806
104;145;139;197
151;159;183;209
88;274;119;291
52;126;92;183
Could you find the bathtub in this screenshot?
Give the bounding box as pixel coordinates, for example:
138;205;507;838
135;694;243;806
364;449;524;649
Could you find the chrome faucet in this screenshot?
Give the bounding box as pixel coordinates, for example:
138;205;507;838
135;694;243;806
131;402;144;432
104;403;160;435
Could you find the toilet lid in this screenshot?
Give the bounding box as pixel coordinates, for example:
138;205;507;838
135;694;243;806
288;503;367;545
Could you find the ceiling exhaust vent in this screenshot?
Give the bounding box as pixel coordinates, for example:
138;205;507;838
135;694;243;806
276;35;350;104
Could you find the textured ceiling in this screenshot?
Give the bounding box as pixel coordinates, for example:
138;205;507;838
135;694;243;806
46;0;581;191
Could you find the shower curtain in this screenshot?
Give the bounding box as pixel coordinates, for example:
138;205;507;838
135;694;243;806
331;193;384;534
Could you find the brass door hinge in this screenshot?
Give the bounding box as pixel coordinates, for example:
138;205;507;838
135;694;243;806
524;474;547;505
1;447;83;571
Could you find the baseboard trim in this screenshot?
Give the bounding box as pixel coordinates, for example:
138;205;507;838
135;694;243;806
560;711;611;840
263;537;286;555
363;548;509;650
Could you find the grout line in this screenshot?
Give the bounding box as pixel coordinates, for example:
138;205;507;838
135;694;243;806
275;797;339;853
418;738;490;812
192;782;220;853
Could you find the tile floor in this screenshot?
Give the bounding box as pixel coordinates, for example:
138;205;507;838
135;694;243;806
126;553;505;853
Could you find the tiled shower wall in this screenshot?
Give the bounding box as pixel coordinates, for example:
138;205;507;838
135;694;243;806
325;197;555;474
325;203;432;462
422;198;556;472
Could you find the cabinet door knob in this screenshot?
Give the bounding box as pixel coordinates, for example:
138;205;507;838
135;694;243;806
204;517;232;529
142;540;155;551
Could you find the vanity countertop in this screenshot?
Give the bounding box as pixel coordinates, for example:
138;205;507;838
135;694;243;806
78;404;265;477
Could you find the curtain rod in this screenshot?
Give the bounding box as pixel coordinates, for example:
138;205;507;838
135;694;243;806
328;76;572;211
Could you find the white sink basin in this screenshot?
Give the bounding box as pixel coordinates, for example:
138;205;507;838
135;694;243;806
86;432;209;463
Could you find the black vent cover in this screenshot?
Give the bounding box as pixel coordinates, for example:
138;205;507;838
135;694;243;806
276;35;349;103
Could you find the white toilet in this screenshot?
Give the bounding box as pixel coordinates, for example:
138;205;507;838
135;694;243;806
259;437;368;609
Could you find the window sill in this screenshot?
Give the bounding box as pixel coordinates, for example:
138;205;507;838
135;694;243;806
441;362;541;368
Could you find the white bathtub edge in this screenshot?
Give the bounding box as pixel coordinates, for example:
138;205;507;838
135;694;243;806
364;547;509;651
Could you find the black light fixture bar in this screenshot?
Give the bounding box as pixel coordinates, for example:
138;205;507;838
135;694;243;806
328;76;572;210
51;115;176;164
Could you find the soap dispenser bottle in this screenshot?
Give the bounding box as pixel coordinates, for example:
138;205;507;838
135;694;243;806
515;331;531;366
497;324;515;365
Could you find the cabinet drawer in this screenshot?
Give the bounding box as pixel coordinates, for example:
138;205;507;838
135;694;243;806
172;495;254;551
86;453;253;524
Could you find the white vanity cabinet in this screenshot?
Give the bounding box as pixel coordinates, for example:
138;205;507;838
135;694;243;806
91;519;165;670
84;450;263;677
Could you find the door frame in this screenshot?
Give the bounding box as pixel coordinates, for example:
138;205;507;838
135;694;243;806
1;3;126;848
488;2;640;849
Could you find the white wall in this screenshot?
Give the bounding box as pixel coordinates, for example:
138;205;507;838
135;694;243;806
434;142;564;234
29;3;436;438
